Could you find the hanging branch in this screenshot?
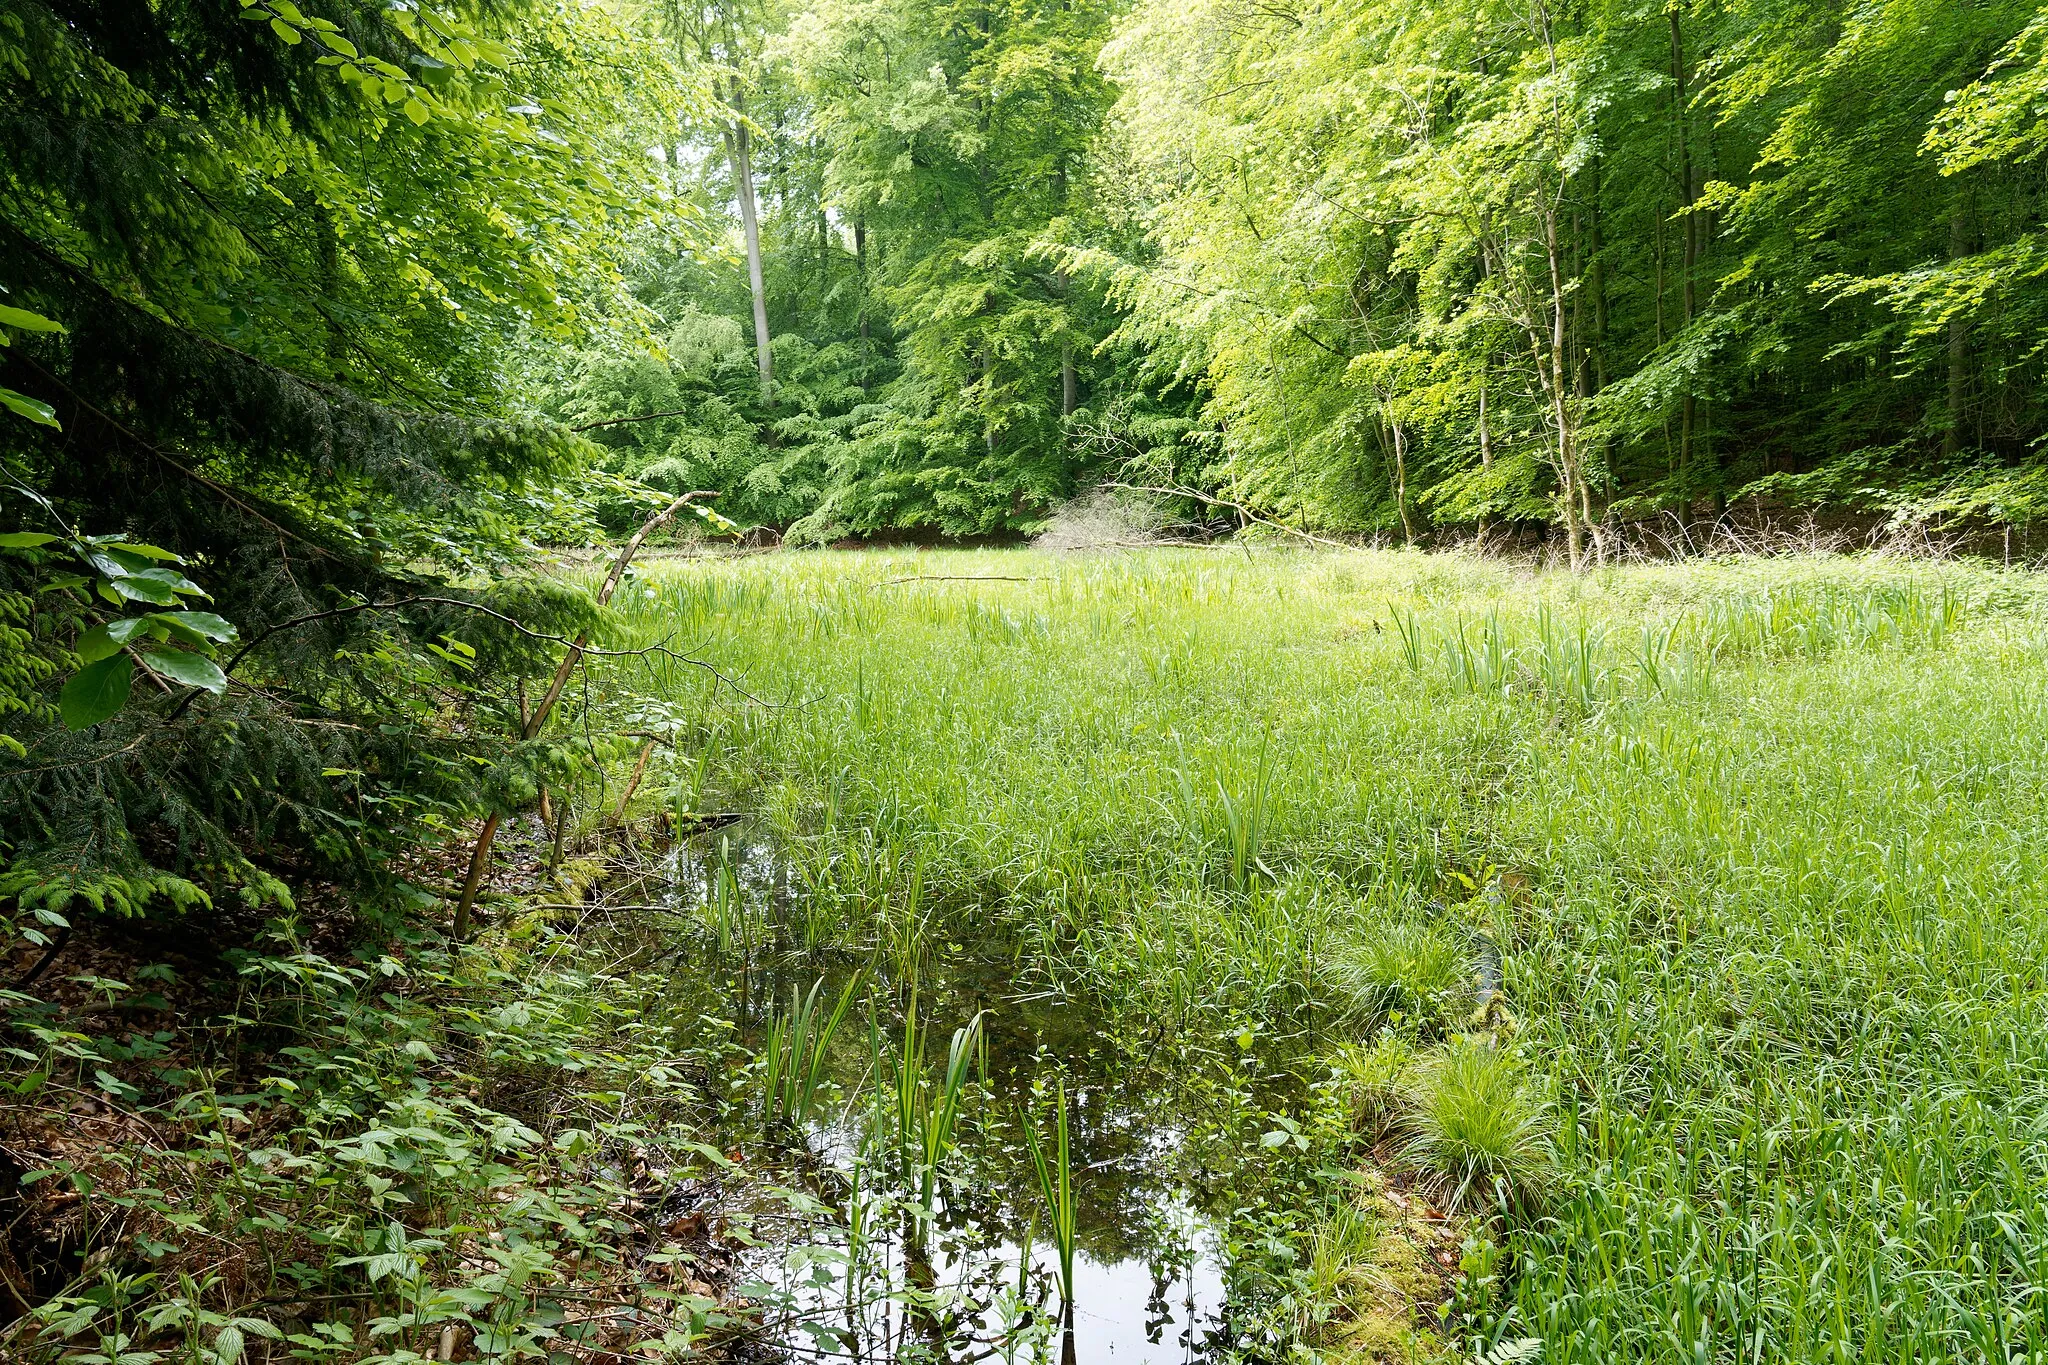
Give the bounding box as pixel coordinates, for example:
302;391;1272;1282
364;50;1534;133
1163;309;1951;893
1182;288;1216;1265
571;409;694;431
450;490;717;937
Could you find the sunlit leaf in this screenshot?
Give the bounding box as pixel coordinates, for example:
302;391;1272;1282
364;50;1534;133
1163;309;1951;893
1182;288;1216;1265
148;647;229;693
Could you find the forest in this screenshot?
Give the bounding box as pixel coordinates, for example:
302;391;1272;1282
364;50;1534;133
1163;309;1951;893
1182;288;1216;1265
4;0;2048;1363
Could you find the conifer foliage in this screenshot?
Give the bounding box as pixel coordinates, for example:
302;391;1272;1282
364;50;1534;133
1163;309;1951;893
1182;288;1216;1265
0;0;679;922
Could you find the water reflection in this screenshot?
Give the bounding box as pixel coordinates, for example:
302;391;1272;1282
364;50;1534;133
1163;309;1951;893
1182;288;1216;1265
632;829;1267;1363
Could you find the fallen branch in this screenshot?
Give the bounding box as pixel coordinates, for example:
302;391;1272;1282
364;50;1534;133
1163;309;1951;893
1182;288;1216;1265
571;408;694;432
875;575;1041;586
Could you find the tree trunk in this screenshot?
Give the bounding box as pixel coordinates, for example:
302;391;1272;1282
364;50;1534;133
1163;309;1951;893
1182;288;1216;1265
1944;195;1971;458
1475;369;1492;541
724;84;774;403
1541;203;1585;572
451;491;716;937
854;217;870;347
1670;8;1698;519
1589;166;1613;502
1390;419;1414;546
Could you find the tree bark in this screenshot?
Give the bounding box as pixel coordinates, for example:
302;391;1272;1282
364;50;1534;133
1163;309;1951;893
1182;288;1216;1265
1670;8;1698;517
1541;202;1585;571
1389;419;1415;545
723;82;774;403
1944;195;1971;458
854;218;870;347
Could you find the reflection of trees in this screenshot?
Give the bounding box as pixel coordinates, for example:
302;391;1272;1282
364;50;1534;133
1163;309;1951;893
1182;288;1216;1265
625;856;1304;1298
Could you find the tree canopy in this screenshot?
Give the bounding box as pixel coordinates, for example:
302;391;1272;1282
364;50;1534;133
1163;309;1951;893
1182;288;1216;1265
10;0;2048;917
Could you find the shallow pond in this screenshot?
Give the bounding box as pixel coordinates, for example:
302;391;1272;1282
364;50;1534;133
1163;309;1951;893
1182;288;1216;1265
628;829;1306;1364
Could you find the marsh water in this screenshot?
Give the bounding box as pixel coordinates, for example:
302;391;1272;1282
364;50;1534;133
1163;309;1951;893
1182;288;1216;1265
637;828;1300;1364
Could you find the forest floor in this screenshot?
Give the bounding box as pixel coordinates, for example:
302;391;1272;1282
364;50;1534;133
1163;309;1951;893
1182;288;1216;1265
8;546;2048;1365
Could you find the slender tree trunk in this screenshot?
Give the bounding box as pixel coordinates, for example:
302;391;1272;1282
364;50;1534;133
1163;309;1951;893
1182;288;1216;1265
451;492;716;937
1590;166;1613;503
724;84;774;403
1541;203;1585;571
1388;419;1415;545
1671;8;1698;519
1476;367;1492;541
1944;195;1971;458
854;218;870;348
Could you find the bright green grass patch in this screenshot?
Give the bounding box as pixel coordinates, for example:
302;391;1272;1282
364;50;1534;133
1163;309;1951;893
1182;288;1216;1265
594;546;2048;1363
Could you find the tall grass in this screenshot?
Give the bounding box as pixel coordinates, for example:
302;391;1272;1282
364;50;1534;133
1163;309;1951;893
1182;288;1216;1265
1024;1080;1078;1357
759;976;859;1127
594;545;2048;1362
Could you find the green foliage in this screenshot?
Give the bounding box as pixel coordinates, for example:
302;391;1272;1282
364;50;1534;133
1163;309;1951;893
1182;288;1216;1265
0;0;701;923
551;0;1157;540
1;920;755;1364
1333;922;1472;1035
1399;1038;1553;1215
1081;0;2048;543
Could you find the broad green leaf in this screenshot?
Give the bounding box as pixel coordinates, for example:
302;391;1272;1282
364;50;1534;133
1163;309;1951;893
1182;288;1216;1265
104;541;183;562
123;565;205;595
155;611;237;644
403;97;431;125
271;18;302;44
105;575;181;606
75;617;151;663
60;654;134;730
0;387;60;428
148;648;229;693
0;532;59;549
0;304;64;333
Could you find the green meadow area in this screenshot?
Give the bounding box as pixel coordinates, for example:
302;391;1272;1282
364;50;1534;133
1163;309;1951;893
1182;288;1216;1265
15;544;2046;1364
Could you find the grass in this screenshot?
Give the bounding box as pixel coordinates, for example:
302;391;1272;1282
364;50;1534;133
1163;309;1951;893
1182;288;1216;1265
592;544;2048;1363
1400;1038;1552;1213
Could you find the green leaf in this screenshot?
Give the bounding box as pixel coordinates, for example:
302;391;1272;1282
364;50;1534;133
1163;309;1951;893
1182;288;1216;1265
0;386;60;428
153;611;237;646
0;304;64;333
60;654;134;730
0;532;59;549
105;575;181;606
403;97;431;125
104;541;183;562
271;17;302;43
76;618;152;663
147;648;229;693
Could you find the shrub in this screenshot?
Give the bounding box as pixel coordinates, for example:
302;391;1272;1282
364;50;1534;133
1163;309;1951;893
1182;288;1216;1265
1330;1033;1417;1139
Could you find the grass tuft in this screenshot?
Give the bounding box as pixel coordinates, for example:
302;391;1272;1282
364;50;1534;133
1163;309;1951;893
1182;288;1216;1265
1400;1038;1552;1213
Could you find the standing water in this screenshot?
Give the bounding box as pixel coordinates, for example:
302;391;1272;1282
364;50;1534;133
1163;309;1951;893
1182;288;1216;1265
625;829;1290;1363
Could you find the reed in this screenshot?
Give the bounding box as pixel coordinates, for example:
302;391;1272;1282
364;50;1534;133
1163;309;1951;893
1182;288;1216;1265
1024;1080;1077;1353
759;975;860;1128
